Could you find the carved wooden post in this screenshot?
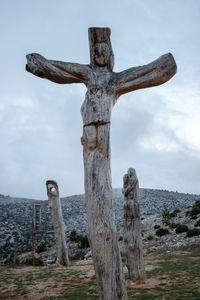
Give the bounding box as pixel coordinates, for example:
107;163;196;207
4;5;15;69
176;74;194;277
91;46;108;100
46;180;69;266
26;27;176;300
123;168;145;282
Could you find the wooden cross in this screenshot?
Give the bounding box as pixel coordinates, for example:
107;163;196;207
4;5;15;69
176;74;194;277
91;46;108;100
26;27;177;300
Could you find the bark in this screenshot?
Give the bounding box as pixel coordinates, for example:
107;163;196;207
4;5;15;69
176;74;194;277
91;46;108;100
46;180;69;266
26;27;177;300
123;168;145;282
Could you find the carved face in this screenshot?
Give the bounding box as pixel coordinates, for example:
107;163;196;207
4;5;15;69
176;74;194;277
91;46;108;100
128;168;136;178
47;183;58;197
94;43;110;67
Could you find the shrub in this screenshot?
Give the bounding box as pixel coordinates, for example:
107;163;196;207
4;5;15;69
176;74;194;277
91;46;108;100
194;200;200;208
169;212;177;218
4;252;19;266
174;209;181;214
169;209;180;218
190;206;200;216
70;230;79;242
194;219;200;227
175;224;189;234
36;242;47;254
69;230;89;249
162;209;170;225
185;210;191;217
169;222;178;229
155;228;170;237
186;228;200;238
190;215;198;220
154;225;160;230
147;235;154;241
78;235;90;249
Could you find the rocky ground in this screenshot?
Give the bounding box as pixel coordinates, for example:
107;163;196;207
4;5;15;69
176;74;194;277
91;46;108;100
0;188;200;261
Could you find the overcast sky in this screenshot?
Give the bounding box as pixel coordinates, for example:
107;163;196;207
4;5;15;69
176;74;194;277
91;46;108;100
0;0;200;199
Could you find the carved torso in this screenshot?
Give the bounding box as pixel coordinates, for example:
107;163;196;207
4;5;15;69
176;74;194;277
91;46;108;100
81;70;116;125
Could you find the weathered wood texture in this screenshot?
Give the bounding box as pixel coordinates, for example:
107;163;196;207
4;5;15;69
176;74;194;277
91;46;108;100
46;180;69;266
123;168;146;282
26;27;177;300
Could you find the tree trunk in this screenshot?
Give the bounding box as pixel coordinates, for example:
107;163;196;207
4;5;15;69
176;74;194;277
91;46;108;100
82;123;127;300
123;168;145;282
46;180;69;266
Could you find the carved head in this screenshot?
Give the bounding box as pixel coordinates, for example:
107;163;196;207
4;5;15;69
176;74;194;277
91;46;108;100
46;180;59;198
88;27;114;71
128;168;136;178
93;43;110;67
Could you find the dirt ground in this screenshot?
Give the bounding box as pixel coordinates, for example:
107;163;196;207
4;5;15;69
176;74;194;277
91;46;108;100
0;249;199;300
0;256;164;300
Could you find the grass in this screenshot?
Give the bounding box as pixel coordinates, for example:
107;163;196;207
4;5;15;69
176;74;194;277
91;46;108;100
0;248;200;299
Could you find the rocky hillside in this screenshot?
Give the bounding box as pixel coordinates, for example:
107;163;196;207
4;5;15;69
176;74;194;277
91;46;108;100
0;189;199;260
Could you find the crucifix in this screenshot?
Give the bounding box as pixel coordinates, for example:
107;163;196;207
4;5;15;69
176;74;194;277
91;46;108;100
26;27;177;300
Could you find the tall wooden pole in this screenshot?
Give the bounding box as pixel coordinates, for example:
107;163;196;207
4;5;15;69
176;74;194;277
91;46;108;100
46;180;69;266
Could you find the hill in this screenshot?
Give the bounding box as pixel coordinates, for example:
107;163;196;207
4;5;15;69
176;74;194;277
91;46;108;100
0;188;199;260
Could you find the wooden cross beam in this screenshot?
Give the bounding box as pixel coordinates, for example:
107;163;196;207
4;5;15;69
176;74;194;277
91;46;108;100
26;27;177;300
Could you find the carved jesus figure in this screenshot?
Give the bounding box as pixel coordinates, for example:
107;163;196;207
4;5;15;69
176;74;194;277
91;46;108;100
26;27;176;300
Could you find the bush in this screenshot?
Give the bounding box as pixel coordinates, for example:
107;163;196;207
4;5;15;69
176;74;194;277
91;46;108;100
70;230;79;242
175;224;189;234
154;225;160;230
69;230;89;249
194;219;200;227
186;228;200;238
194;200;200;208
169;212;177;218
4;252;19;266
162;209;170;225
169;222;178;229
155;228;170;237
78;235;90;249
185;203;200;218
147;235;154;241
174;209;181;214
185;210;191;217
190;206;200;216
191;215;198;220
36;242;47;254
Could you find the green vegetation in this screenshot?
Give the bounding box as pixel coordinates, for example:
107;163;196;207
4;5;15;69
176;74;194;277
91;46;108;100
69;230;90;249
169;222;178;229
169;208;181;218
36;242;47;253
175;224;189;234
155;228;170;237
154;224;160;230
186;200;200;218
194;219;200;227
186;228;200;238
146;235;154;241
162;208;170;225
1;247;200;299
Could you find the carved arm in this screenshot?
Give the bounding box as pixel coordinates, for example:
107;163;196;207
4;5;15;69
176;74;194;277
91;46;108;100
115;53;177;96
26;53;90;84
